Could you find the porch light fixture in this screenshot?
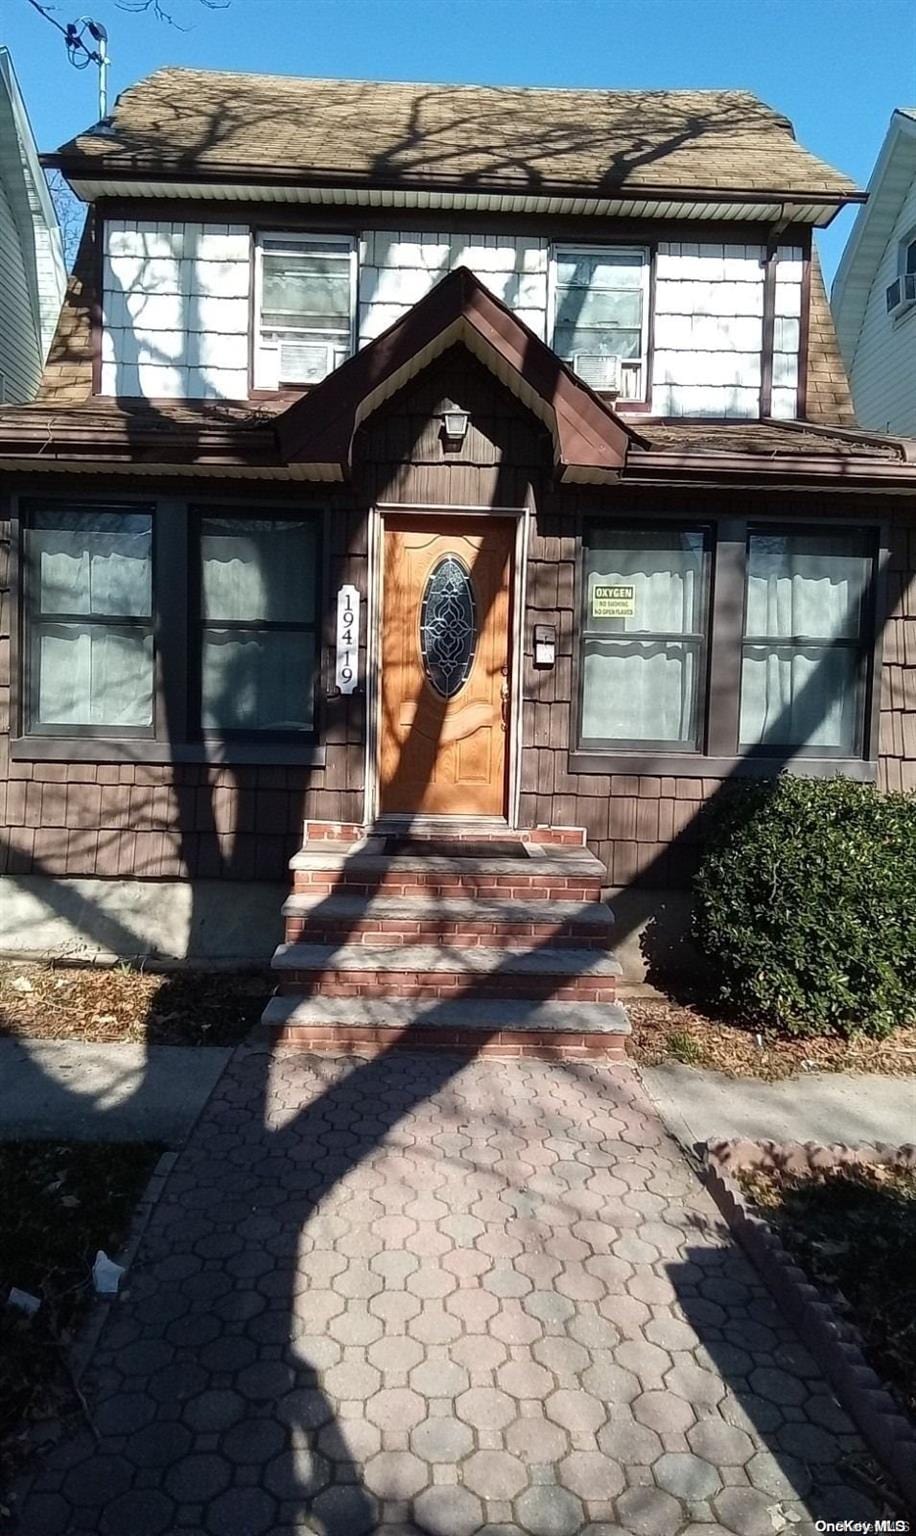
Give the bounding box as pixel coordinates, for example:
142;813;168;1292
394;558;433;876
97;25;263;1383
442;408;470;444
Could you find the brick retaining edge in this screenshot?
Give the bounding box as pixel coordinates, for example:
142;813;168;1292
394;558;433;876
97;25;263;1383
703;1137;916;1516
260;1025;630;1061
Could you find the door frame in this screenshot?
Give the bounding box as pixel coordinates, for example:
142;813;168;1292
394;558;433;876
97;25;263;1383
365;502;531;828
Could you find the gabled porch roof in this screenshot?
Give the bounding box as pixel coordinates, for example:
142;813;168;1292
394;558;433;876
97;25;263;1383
276;266;647;482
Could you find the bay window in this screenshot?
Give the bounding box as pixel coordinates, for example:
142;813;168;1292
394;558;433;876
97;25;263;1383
552;246;649;401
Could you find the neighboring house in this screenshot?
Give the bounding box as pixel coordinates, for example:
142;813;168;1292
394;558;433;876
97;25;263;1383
832;108;916;434
0;49;65;403
0;68;914;997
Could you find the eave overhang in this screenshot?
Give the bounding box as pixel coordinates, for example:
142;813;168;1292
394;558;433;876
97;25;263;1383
276;265;647;480
44;164;863;229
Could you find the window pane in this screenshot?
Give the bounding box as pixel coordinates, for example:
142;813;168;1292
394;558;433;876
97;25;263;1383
555;252;644;289
32;511;151;618
262;270;352;324
744;532;870;640
555;289;642;329
906;239;916;276
201;630;315;732
35;623;153;727
201;519;316;624
740;644;862;752
585;528;706;635
555;326;642;362
582;641;699;746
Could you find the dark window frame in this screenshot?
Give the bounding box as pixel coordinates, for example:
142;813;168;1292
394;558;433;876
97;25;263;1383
571;510;885;778
738;523;876;761
9;491;329;767
22;502;157;740
577;521;713;755
189;504;322;744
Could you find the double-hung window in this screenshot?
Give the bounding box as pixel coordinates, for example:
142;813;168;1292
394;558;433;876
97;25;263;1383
196;513;319;736
255;233;356;387
739;529;872;756
552;246;649;401
580;526;709;750
25;506;154;734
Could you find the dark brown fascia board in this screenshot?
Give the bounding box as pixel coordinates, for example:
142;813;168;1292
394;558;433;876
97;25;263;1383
623;451;916;486
42;155;866;210
277;266;647;475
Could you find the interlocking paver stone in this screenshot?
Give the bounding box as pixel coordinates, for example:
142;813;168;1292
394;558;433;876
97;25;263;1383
16;1050;884;1536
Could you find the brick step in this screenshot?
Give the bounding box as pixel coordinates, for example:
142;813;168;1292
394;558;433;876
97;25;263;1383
271;942;621;1003
260;994;630;1061
281;893;614;948
289;847;605;902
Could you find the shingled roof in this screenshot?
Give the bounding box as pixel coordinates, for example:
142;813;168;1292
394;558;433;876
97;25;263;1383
51;69;859;204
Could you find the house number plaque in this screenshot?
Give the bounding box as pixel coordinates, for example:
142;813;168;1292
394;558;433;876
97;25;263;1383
336;585;360;694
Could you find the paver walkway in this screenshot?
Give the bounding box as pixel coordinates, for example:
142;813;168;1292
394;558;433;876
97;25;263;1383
18;1046;882;1535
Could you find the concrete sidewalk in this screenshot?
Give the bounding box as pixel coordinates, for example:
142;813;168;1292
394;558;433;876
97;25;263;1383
0;1038;231;1144
640;1062;916;1150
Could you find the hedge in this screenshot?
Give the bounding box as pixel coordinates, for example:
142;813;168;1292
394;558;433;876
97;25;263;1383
691;775;916;1039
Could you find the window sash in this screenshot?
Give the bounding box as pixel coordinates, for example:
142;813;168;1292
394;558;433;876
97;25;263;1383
25;506;156;736
579;524;710;752
552;245;649;400
193;511;320;740
256;234;355;384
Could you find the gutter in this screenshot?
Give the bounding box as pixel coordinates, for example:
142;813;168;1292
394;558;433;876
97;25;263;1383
40;155;866;212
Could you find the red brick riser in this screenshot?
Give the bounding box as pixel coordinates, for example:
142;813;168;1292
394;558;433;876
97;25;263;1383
268;1025;628;1062
292;872;601;901
277;973;618;1003
283;918;609;949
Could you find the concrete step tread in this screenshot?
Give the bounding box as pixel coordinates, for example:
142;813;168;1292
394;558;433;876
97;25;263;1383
289;846;605;878
272;942;622;977
282;893;614;928
262;994;630;1035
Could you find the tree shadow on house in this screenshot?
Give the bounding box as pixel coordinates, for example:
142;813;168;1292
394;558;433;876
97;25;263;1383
3;304;898;1531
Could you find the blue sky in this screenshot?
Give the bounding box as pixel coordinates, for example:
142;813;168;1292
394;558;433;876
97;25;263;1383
5;0;915;284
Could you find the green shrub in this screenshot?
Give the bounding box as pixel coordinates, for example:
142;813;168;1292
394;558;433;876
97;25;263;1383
691;775;916;1039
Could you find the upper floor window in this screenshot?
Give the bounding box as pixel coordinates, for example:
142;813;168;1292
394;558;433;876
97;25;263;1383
254;233;356;388
551;246;649;402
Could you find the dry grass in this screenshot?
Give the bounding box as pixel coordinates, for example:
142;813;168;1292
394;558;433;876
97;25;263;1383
738;1162;916;1423
0;962;271;1048
626;994;916;1080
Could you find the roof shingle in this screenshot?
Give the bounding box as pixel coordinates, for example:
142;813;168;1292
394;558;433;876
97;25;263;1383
53;69;859;201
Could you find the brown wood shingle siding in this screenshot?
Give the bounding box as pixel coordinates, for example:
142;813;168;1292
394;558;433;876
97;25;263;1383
2;348;914;893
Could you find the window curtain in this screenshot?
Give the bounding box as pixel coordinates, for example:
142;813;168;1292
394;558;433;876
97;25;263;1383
581;532;704;746
37;627;153;727
199;519;316;733
740;534;868;751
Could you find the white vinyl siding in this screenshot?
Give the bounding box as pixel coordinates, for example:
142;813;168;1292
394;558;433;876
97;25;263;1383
357;231;549;343
653;242;765;417
101;219;251;399
845;179;916;435
0;175;42;402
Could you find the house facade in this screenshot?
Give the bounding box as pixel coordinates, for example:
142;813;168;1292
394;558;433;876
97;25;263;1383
832;108;916;436
0;48;66;404
1;69;915;972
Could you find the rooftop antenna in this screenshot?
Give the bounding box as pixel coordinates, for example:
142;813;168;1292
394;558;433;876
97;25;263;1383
25;1;111;121
66;17;110;119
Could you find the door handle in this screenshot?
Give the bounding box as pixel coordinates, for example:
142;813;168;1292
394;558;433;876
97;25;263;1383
500;677;510;730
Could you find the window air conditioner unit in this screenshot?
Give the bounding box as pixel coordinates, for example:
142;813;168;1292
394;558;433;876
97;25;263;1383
573;352;621;393
278;338;335;384
885;273;916;316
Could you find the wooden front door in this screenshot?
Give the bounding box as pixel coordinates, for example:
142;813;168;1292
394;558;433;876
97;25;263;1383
379;517;514;817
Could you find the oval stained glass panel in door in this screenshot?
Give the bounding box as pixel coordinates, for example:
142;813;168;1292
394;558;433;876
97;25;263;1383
419;555;477;698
